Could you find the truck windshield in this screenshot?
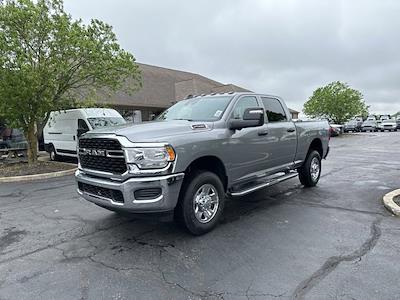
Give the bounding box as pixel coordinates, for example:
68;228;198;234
87;117;126;129
156;96;233;121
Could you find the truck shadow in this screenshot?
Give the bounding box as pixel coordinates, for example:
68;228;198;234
106;180;301;240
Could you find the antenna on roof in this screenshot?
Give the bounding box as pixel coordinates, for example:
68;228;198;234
228;91;234;94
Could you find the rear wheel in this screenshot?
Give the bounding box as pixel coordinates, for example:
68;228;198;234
298;150;321;187
49;145;59;161
175;171;225;235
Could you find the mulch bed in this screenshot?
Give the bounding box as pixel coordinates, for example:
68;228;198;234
0;161;76;177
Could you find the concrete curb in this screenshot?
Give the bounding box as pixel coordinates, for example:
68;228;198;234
383;189;400;216
0;165;77;183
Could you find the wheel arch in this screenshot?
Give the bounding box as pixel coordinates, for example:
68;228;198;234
308;138;323;158
183;155;228;192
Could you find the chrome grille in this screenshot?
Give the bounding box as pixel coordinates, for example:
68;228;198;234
78;138;127;174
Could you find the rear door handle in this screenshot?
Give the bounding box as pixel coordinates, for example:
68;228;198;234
287;128;295;132
258;129;269;136
73;135;76;141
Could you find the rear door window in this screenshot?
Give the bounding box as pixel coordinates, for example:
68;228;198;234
261;97;287;122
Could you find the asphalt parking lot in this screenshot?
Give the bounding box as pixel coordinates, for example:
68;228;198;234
0;132;399;300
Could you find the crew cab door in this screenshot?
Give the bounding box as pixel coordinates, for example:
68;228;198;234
260;97;297;169
226;95;267;184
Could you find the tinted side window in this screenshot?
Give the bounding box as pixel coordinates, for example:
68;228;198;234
231;96;259;119
261;97;287;122
78;119;89;130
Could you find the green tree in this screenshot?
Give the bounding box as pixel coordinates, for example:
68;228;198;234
303;81;368;124
0;0;141;163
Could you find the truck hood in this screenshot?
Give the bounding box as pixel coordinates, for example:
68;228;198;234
85;120;214;142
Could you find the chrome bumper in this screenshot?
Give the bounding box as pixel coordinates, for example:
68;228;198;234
75;169;184;213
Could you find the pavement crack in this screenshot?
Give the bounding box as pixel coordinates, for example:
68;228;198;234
86;255;153;273
160;270;204;298
288;200;387;217
292;217;382;300
0;218;137;265
31;209;92;225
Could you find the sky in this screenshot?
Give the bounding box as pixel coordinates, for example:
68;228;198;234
64;0;400;115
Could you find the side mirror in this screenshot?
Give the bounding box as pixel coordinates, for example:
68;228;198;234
229;107;264;130
77;128;88;138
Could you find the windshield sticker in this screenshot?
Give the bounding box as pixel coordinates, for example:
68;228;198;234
214;110;223;117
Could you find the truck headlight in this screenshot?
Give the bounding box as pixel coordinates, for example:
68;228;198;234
124;145;176;170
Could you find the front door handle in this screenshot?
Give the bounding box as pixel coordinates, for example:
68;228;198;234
73;135;76;141
287;128;295;133
258;129;269;136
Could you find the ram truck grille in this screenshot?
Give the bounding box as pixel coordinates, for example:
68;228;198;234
78;138;127;174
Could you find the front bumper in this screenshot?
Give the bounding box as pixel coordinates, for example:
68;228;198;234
380;126;396;130
75;169;184;213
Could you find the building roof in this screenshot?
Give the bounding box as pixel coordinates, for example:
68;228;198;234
98;63;251;109
289;108;300;114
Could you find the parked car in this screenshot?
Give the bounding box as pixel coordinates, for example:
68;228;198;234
379;119;397;132
361;120;378;132
75;92;330;235
43;108;126;160
330;124;343;134
0;127;28;149
344;120;362;132
329;125;340;137
396;117;400;129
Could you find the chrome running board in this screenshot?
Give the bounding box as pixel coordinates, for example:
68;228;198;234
229;171;298;197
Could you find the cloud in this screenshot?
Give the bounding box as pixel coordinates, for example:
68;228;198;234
64;0;400;114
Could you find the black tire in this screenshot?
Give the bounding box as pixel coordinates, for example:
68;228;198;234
49;144;59;161
298;150;321;188
175;171;225;235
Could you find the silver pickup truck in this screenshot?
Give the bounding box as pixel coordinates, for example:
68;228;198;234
75;92;330;235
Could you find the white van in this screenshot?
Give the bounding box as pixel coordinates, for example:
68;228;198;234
43;108;126;160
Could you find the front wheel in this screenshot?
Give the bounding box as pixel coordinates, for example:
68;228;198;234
298;150;321;187
175;171;225;235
